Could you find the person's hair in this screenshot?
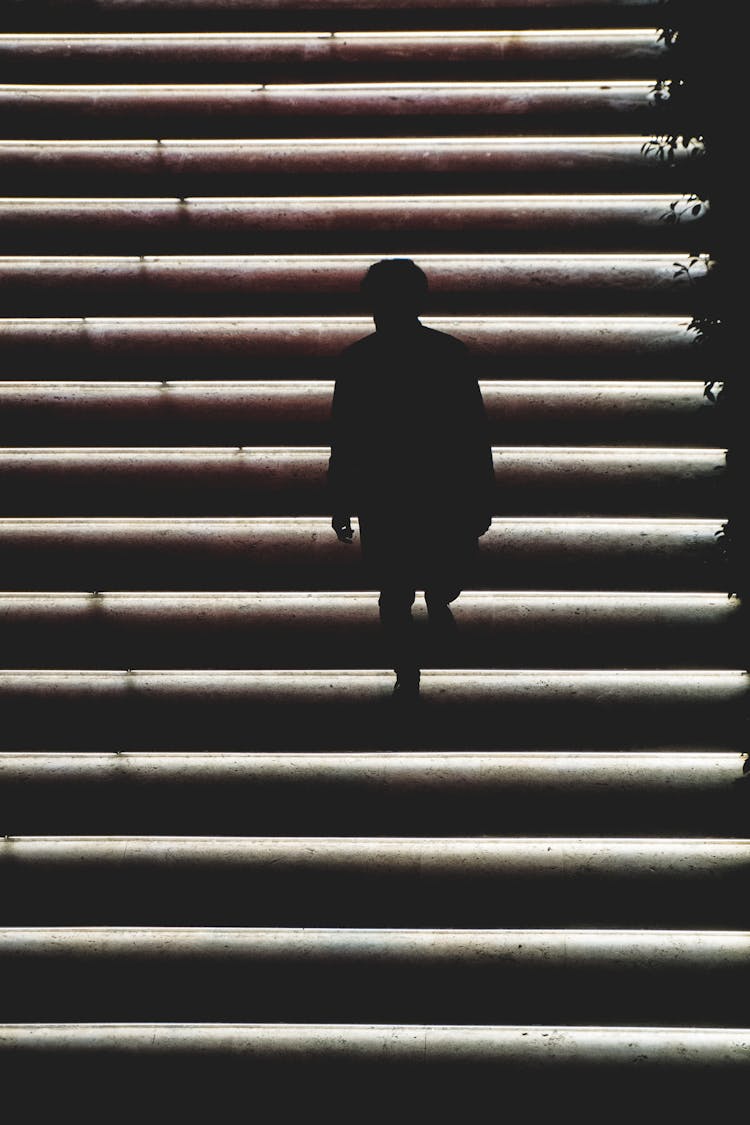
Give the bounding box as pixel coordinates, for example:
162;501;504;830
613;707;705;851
360;259;428;307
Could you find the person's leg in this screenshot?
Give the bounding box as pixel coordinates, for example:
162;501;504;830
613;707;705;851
378;581;419;692
422;527;467;617
424;583;460;665
423;533;474;664
425;584;461;609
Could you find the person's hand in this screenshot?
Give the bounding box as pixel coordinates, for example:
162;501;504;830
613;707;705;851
332;515;354;543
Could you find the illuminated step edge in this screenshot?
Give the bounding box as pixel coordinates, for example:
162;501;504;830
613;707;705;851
2;834;748;870
1;750;742;787
1;1025;747;1081
2;926;747;961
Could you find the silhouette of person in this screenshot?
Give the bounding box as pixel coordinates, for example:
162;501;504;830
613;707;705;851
328;258;495;698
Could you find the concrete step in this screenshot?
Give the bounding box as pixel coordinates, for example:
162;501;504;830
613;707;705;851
0;195;710;254
0;253;710;317
0;138;706;196
0;381;720;447
0;517;725;591
0;316;707;379
1;1024;747;1115
0;670;743;751
0;81;666;139
1;752;745;836
0;592;739;670
1;927;748;1025
0;446;724;517
0;1;668;34
0;834;747;925
0;30;669;83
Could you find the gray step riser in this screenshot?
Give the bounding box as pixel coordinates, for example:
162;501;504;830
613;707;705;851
0;672;743;751
1;1049;746;1116
4;778;744;836
0;140;705;197
0;382;719;447
0;317;707;379
2;1053;744;1115
0;198;710;255
0;255;710;318
1;839;747;926
0;594;739;669
2;931;748;1024
0;32;667;83
0;449;724;517
0;519;723;591
2;752;745;836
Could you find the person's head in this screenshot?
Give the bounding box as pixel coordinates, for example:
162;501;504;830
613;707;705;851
360;259;428;329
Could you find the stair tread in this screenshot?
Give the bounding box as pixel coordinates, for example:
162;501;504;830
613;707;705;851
0;315;709;380
2;1021;748;1053
0;516;724;593
0;194;709;253
2;749;743;778
0;80;663;141
0;380;719;448
0;30;668;84
0;136;704;196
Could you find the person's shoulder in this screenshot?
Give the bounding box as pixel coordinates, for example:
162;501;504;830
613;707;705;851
336;333;378;383
420;326;469;353
340;332;378;359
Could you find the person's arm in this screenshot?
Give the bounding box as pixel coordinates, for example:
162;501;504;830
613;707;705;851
466;371;495;536
455;344;494;537
327;352;357;542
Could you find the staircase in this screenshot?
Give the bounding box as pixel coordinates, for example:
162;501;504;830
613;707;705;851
0;0;747;1114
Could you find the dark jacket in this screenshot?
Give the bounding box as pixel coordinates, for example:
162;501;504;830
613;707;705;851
327;323;494;537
